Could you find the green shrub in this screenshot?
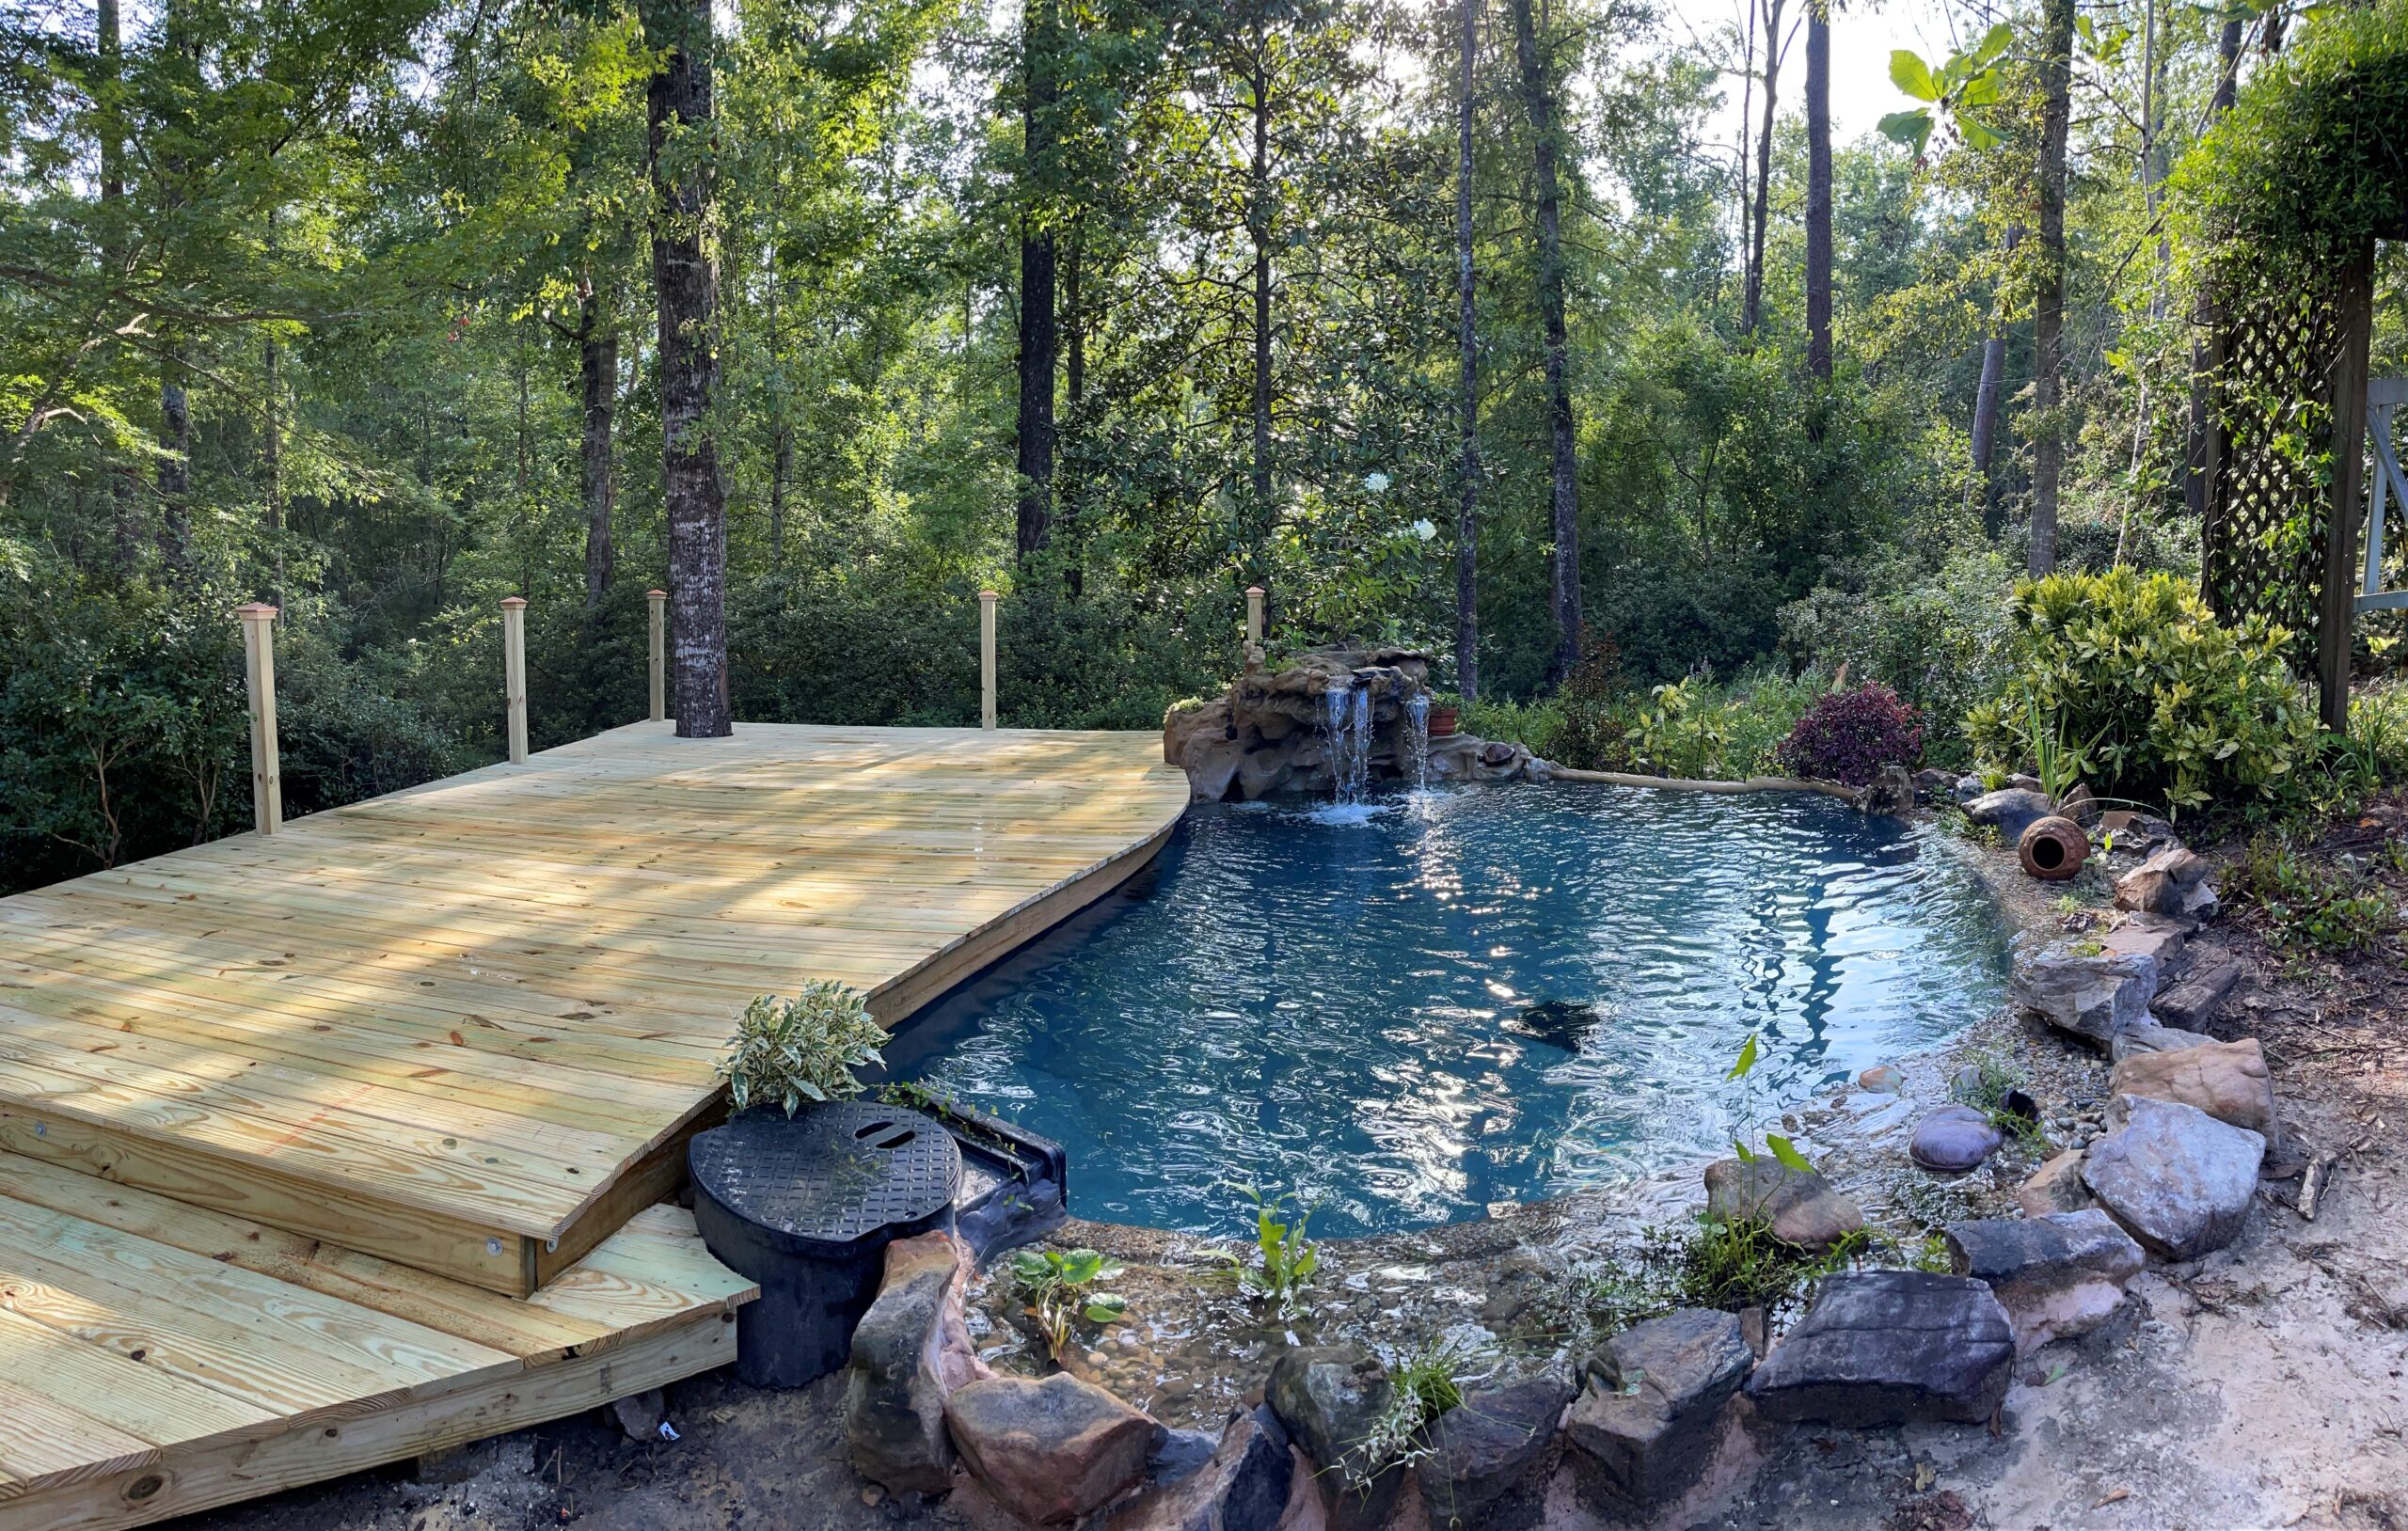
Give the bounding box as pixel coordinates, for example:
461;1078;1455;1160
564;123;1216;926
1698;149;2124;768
1964;569;2320;817
1779;549;2016;770
2230;837;2397;955
717;982;887;1115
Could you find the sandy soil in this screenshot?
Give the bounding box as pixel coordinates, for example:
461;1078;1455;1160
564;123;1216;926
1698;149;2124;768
179;805;2408;1531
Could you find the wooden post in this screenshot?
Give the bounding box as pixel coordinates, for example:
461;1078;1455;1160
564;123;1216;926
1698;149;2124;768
235;604;282;835
1245;585;1264;647
2319;243;2377;734
646;589;667;723
501;596;529;764
979;590;999;730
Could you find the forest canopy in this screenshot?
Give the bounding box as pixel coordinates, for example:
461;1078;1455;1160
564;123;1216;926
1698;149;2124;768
2;0;2404;892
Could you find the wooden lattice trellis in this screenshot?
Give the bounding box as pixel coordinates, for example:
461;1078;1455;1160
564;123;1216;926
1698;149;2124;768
2199;243;2377;730
2201;275;2340;648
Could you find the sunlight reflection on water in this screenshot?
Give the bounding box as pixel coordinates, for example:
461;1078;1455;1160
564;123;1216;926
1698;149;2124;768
884;781;2011;1239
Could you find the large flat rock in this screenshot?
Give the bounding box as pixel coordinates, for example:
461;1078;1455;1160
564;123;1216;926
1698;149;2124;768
1745;1271;2014;1427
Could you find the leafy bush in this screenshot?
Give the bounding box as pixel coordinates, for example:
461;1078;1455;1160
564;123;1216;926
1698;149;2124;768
1779;548;2015;768
1546;635;1632;770
1964;569;2320;817
717;982;887;1115
1774;682;1925;785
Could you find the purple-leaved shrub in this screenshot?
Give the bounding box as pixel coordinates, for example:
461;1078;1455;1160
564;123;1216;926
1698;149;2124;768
1774;682;1925;786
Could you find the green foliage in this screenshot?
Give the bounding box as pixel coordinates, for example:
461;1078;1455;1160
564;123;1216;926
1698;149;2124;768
1546;636;1633;772
1779;550;2016;769
2231;837;2397;955
1879;22;2012;156
1217;1181;1320;1313
1351;1338;1471;1488
1950;1047;2043;1146
1964;570;2321;817
2171;1;2408;275
716;982;886;1116
1009;1247;1129;1361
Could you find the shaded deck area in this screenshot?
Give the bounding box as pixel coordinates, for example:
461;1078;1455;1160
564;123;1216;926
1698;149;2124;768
0;722;1189;1524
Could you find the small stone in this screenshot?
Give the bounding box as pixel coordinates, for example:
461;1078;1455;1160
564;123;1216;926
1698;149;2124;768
1909;1104;2004;1174
2082;1095;2266;1261
2109;1023;2217;1065
1703;1157;1864;1252
607;1387;666;1443
2057;783;2100;826
1858;1065;1904;1094
2109;1037;2280;1149
1943;1210;2146;1352
862;1486;885;1507
1265;1345;1401;1531
2154;949;2242;1030
2017;1151;2097;1217
1966;788;2056;841
1110;1407;1292;1531
946;1373;1161;1525
2010;948;2159;1045
1744;1271;2015;1427
1422;1376;1572;1531
1568;1309;1752;1515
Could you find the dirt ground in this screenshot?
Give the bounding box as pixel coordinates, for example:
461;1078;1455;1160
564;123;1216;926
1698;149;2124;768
182;804;2408;1531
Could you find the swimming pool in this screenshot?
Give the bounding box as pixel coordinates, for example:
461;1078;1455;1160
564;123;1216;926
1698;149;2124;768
882;782;2010;1239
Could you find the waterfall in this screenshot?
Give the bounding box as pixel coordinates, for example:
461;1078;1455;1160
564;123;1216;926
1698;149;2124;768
1323;682;1374;804
1403;693;1431;792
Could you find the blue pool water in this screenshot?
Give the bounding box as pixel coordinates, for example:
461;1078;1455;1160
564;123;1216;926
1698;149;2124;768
883;783;2010;1239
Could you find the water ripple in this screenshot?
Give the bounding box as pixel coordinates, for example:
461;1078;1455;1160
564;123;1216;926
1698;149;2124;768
886;782;2010;1239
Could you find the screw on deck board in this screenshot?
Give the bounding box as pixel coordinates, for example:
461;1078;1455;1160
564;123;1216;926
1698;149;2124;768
235;604;283;834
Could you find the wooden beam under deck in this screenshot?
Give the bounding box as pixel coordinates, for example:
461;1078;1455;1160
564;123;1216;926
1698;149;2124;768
0;723;1191;1294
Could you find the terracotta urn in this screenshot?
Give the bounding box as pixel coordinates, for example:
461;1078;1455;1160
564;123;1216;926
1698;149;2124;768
1427;704;1459;738
2017;815;2090;881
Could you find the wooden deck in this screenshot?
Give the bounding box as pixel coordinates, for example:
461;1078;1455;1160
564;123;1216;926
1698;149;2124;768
0;1148;753;1531
0;722;1191;1294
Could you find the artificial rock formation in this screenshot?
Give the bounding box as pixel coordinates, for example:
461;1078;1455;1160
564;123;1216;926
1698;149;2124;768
1944;1210;2145;1353
1745;1271;2015;1427
1162;645;1538;801
845;1232;987;1495
1567;1308;1752;1515
945;1373;1162;1525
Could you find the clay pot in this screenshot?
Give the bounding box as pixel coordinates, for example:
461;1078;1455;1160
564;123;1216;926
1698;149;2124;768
1427;705;1459;738
2017;815;2090;881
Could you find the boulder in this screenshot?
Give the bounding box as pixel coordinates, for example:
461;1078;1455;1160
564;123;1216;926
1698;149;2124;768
2115;846;2218;919
1265;1345;1402;1531
2109;1023;2217;1065
1954;775;1985;805
1421;1376;1571;1531
1913;767;1956;801
2082;1095;2266;1261
2100;914;2188;978
2154;949;2242;1031
2010;948;2158;1045
1744;1271;2015;1427
1702;1157;1864;1252
1859;764;1916;816
845;1232;985;1495
2016;1151;2097;1218
1110;1407;1293;1531
945;1373;1162;1524
1909;1105;2004;1174
1943;1210;2146;1352
1966;788;2056;841
2109;1037;2280;1149
1162;645;1437;800
1567;1308;1752;1515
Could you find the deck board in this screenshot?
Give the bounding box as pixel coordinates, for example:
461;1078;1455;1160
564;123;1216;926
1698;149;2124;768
0;722;1189;1291
0;1150;754;1531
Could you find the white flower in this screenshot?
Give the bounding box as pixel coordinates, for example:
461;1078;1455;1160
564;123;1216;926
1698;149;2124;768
1364;471;1390;494
1411;519;1436;541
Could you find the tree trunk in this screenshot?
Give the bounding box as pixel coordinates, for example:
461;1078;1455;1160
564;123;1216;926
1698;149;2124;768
642;0;731;738
578;281;617;608
1511;0;1581;685
2184;17;2244;521
1803;1;1832;379
1743;0;1786;337
1453;0;1481;702
158;346;191;573
1972;224;2021;536
100;0;138;581
1061;222;1085;596
1014;0;1058;560
1248;53;1275;569
2031;0;2074;577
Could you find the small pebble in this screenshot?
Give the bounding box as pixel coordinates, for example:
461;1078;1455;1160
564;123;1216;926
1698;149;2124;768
862;1486;885;1507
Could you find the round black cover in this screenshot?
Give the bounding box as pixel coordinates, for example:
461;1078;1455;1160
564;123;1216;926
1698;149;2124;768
689;1101;960;1258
